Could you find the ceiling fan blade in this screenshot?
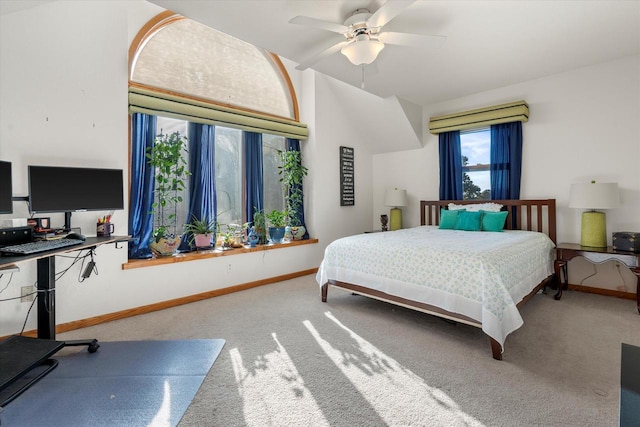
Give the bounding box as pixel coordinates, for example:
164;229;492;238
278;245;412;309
378;31;447;48
295;38;350;70
289;15;349;34
367;0;416;28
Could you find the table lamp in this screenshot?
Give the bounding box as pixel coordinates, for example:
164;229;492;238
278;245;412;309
384;188;407;231
569;181;620;248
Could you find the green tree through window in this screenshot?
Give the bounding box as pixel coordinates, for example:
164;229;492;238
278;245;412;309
461;129;491;200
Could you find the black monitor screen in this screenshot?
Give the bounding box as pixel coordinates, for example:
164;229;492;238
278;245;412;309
29;165;124;214
0;161;12;214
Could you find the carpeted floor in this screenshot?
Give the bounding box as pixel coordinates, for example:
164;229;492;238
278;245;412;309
56;274;640;426
1;339;225;427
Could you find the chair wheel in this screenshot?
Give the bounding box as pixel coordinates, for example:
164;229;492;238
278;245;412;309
87;342;100;353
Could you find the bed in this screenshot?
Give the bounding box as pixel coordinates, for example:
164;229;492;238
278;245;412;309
316;199;557;360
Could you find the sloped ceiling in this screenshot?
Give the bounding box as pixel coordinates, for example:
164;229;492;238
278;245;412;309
148;0;640;106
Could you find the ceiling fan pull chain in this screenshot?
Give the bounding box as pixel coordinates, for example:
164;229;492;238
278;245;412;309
361;65;366;89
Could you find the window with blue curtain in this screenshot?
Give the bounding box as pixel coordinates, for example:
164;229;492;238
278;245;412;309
129;115;307;257
440;122;523;202
128;113;156;259
286;138;309;239
490;121;523;200
179;122;217;251
438;130;463;200
244;131;263;224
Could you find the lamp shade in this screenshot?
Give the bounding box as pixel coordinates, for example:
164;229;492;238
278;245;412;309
384;188;407;207
341;35;384;66
569;182;620;210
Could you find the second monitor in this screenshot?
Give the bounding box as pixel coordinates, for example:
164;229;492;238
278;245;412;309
28;165;124;230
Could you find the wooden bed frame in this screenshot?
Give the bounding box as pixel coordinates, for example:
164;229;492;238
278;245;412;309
321;199;557;360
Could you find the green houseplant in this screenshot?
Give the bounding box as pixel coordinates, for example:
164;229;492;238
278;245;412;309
252;208;267;245
147;131;190;256
265;209;287;243
184;216;217;249
278;149;308;239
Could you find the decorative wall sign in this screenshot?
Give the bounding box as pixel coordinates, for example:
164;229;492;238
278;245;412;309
340;146;354;206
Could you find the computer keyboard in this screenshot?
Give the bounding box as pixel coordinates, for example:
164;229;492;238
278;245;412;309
0;238;84;256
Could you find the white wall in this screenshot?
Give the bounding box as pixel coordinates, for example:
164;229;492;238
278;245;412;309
373;54;640;292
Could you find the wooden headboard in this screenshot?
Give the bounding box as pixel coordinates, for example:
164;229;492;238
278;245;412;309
420;199;557;244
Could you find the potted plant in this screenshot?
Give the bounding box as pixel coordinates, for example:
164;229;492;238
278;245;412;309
278;149;309;240
265;209;287;244
252;208;267;245
184;216;217;249
147;131;190;256
217;224;234;250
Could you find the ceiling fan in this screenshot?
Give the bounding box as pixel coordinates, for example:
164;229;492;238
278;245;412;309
289;0;446;71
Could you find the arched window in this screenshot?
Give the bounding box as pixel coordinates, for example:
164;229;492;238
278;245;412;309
127;12;308;259
129;12;304;130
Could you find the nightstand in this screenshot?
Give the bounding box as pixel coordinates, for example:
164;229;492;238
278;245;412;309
554;243;640;313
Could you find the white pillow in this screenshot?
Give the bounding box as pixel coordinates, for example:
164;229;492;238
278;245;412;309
448;202;503;212
447;203;467;211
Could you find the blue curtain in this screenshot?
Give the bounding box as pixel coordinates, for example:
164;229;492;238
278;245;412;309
244;132;263;224
438;131;463;200
286;138;309;239
128;113;157;259
181;123;217;250
490;121;523;200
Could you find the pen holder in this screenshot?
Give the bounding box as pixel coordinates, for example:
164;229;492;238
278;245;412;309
97;222;114;237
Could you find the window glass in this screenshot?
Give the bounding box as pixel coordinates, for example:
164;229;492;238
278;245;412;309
152;118;290;234
460;128;491;200
215;127;243;226
263;134;286;216
155;116;190;232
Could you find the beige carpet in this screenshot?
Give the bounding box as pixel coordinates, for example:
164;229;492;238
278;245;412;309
60;275;640;426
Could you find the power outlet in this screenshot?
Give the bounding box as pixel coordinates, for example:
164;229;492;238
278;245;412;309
20;286;35;303
227;263;232;273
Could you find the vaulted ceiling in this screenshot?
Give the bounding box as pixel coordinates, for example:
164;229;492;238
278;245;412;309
147;0;640;107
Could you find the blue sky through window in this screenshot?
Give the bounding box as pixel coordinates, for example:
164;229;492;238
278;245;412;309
460;128;490;194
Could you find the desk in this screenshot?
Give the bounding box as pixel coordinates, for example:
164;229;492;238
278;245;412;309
0;236;129;339
554;243;640;313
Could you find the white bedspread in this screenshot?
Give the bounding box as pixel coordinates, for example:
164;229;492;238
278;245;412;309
316;226;555;348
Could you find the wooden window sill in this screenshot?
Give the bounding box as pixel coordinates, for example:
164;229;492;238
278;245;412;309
122;238;318;270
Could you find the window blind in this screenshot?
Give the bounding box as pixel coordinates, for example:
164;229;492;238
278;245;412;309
428;100;529;134
129;85;308;140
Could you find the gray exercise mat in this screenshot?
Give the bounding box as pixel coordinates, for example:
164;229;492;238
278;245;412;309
0;339;225;427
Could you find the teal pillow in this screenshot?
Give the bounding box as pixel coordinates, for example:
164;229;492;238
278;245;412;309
455;210;482;231
439;208;461;229
481;210;508;232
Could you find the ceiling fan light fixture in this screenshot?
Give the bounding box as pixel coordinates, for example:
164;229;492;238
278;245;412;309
341;35;385;65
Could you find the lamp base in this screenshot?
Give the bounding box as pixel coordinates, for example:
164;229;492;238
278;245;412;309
580;211;607;248
389;208;402;231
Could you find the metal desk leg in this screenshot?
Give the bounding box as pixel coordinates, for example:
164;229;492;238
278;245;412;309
36;257;56;339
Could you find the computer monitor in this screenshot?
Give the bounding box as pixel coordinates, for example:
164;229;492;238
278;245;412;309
28;165;124;230
0;161;12;214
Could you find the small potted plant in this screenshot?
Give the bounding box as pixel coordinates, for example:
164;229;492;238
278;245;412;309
278;149;308;240
147;131;190;256
252;208;267;245
184;216;217;249
265;209;287;244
